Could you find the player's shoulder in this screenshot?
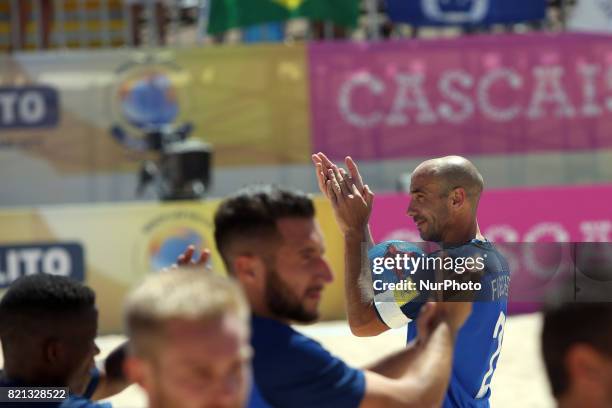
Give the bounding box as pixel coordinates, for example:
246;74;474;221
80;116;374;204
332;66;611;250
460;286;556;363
0;371;10;387
60;396;112;408
432;239;494;253
251;315;336;371
428;240;510;283
433;240;507;262
250;316;366;406
251;314;294;342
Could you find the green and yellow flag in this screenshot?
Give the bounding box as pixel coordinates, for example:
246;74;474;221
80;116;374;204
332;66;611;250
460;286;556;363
207;0;359;34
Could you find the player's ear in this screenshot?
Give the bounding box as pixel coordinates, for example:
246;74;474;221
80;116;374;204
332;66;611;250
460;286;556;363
565;344;605;392
124;356;153;391
44;337;64;365
233;254;266;285
449;187;466;209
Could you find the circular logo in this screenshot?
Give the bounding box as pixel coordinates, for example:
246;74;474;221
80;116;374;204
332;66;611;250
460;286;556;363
133;210;214;277
109;56;191;151
118;71;179;130
148;226;203;271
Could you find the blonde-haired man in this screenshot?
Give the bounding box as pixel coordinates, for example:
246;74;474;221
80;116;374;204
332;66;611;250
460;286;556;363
124;269;264;408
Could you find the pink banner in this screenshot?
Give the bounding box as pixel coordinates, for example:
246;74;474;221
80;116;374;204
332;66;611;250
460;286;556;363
369;184;612;314
370;184;612;243
309;34;612;161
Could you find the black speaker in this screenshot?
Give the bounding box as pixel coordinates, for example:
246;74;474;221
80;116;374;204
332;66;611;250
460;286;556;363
159;140;213;200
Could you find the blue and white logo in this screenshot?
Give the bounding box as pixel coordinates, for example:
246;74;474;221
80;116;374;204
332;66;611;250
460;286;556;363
119;72;179;131
109;57;194;152
0;86;59;130
387;0;546;26
0;242;85;289
422;0;489;24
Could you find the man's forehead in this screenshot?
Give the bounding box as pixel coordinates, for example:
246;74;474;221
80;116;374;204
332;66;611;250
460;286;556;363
410;171;441;192
162;317;249;358
414;157;444;176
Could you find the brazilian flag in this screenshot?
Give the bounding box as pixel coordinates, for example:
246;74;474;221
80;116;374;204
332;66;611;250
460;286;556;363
207;0;360;34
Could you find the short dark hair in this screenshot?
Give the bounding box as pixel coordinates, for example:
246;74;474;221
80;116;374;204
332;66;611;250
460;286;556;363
0;274;96;340
542;301;612;397
214;185;315;270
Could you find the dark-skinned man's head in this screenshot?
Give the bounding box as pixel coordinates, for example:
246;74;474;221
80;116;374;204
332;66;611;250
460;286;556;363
0;274;99;394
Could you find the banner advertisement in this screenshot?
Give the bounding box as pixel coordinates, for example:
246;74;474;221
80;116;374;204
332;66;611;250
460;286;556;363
0;184;609;331
0;43;310;175
0;197;346;333
0;86;59;129
2;34;612;206
309;34;612;161
6;33;612;178
386;0;546;26
369;184;612;314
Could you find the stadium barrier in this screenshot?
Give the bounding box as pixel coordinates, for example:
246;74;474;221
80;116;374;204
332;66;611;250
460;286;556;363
0;184;610;332
0;196;346;333
2;34;612;206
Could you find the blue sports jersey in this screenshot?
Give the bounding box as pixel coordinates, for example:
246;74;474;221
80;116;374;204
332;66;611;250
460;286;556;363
247;382;273;408
251;315;366;408
373;239;510;408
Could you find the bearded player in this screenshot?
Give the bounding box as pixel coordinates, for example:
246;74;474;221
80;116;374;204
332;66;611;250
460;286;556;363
312;153;510;408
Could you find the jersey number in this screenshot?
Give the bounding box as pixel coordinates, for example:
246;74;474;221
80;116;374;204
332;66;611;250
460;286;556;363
475;311;506;399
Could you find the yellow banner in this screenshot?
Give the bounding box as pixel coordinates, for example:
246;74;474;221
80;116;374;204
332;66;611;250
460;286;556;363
0;43;310;175
0;197;345;333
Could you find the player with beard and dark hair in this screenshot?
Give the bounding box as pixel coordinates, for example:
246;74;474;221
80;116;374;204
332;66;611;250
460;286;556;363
178;184;472;408
213;185;326;325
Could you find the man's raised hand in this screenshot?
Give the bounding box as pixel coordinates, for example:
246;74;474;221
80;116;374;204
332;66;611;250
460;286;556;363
312;152;374;236
312;152;374;207
160;245;212;272
176;245;210;266
325;165;373;236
